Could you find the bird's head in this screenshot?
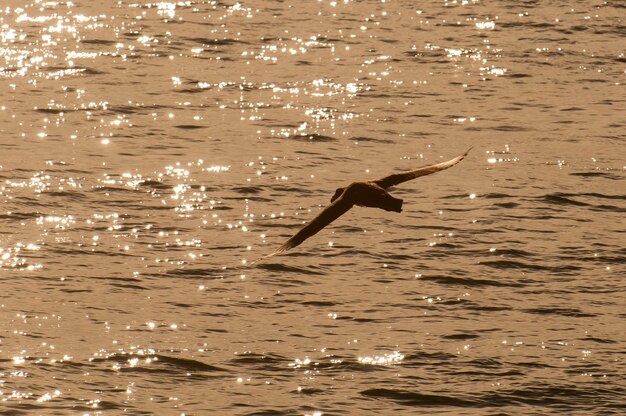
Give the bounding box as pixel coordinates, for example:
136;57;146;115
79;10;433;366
331;187;345;203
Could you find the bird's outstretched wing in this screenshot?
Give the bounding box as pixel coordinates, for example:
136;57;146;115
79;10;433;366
265;195;354;258
373;148;472;189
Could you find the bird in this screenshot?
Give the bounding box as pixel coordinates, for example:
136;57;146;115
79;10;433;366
262;148;471;259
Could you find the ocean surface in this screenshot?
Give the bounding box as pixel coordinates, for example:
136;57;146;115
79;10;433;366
1;1;624;415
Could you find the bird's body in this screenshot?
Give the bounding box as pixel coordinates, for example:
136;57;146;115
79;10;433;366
342;181;403;212
262;148;471;259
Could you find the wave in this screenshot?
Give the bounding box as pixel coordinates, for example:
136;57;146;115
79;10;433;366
351;135;395;144
361;384;624;408
0;211;43;220
80;39;117;45
541;193;626;212
239;410;294;416
420;274;525;287
479;260;582;273
570;171;624;180
229;352;288;371
257;263;325;275
36;107;74;114
41;190;87;200
174;124;206;130
185;37;249;46
583;336;618;344
441;332;480;340
288;133;337;142
89;352;226;374
166;267;229;278
362;388;476;406
153;354;226;372
524;307;596;318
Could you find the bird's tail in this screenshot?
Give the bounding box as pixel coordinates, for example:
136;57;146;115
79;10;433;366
394;196;403;212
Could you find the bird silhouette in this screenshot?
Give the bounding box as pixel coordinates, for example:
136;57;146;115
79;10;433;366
263;148;471;259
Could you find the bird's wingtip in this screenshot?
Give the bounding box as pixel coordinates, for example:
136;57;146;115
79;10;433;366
248;243;291;265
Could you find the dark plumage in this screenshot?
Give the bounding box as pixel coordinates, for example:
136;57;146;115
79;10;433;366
264;148;471;258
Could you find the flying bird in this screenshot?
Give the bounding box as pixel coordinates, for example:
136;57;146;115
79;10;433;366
263;148;471;259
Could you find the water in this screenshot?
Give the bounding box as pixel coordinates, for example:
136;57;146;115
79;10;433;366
1;1;624;414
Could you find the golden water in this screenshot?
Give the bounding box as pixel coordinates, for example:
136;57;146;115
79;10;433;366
1;1;624;414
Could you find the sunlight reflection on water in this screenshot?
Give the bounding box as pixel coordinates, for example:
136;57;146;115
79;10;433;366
1;0;625;414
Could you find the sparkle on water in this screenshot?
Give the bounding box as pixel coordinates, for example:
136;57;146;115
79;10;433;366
1;0;624;414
